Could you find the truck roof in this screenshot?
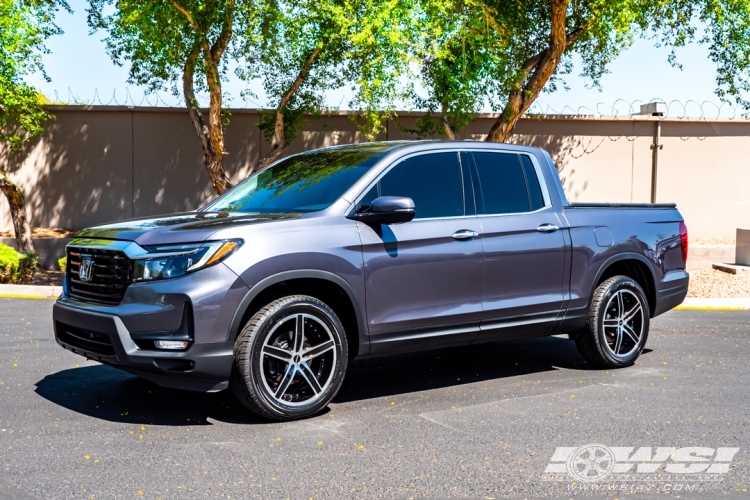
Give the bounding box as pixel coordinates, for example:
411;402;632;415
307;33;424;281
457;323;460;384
311;140;546;156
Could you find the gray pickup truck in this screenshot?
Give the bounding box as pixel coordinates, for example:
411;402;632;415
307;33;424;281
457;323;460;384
53;141;689;420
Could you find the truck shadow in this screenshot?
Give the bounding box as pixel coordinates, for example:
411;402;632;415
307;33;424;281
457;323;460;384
34;336;649;425
336;335;619;403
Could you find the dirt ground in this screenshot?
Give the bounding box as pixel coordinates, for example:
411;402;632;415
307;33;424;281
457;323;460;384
0;227;78;238
29;270;64;286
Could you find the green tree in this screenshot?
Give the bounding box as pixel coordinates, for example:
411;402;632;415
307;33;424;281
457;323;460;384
0;0;69;252
240;0;417;170
418;0;750;141
88;0;266;195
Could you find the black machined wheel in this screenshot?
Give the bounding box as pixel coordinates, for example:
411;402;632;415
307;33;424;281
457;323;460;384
575;276;650;368
231;295;348;421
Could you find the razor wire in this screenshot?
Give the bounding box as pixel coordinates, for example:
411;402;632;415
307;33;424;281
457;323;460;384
47;87;750;122
526;98;750;121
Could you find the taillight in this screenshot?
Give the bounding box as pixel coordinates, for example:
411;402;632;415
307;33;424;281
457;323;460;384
679;221;688;263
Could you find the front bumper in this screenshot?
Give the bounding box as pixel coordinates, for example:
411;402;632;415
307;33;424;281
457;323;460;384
53;301;233;392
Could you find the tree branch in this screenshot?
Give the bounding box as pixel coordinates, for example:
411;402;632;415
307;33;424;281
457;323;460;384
257;43;325;170
487;0;586;143
276;44;324;115
440;102;456;140
171;0;212;60
182;46;213;158
171;0;201;33
210;0;235;63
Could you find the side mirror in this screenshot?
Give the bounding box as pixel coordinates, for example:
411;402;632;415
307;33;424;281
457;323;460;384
348;196;416;225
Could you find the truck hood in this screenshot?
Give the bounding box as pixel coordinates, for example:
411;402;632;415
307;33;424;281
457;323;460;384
75;211;304;246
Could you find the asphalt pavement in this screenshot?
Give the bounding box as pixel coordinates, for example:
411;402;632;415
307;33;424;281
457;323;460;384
0;298;748;499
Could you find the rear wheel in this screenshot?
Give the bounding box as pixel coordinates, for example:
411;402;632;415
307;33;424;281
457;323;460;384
575;276;650;368
230;295;348;421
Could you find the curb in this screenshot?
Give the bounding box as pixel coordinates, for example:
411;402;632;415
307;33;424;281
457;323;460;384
0;284;62;299
675;297;750;311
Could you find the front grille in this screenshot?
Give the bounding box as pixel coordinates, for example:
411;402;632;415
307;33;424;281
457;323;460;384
56;322;116;356
67;246;131;305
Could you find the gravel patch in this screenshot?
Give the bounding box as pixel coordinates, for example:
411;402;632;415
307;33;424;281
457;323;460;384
690;238;735;245
688;268;750;298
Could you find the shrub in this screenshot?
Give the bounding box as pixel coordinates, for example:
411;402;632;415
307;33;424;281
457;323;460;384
0;244;19;283
0;243;39;284
18;252;39;282
58;255;67;271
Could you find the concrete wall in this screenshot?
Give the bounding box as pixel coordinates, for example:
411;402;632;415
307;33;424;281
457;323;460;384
1;106;748;239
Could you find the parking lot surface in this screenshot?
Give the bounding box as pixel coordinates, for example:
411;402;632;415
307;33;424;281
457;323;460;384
0;298;748;499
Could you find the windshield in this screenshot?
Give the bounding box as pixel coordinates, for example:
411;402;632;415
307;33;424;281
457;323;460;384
203;147;390;213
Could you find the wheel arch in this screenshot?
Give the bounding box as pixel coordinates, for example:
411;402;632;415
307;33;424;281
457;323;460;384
591;253;657;317
227;270;368;359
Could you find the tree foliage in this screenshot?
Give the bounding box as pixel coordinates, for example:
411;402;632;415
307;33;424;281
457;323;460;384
414;0;750;141
411;0;651;140
0;0;66;149
647;0;750;111
1;0;69;252
238;0;419;169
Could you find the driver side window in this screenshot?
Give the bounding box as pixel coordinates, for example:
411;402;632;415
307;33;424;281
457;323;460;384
358;152;465;219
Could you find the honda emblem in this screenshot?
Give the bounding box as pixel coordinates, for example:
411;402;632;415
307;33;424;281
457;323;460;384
79;256;94;282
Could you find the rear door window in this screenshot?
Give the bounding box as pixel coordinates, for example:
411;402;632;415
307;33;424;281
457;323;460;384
520;154;545;211
471;152;530;215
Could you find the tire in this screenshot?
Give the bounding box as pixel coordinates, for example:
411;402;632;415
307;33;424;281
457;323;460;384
575;276;650;368
230;295;349;421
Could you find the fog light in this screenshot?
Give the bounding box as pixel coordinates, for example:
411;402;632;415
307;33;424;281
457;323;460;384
154;340;190;350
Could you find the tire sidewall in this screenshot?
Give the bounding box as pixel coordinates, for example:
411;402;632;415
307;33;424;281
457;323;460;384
242;298;348;419
595;278;650;366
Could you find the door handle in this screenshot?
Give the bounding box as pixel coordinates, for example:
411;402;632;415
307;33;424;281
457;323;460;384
537;223;560;233
452;230;479;240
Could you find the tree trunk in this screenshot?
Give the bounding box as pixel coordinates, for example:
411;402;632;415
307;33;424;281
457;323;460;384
256;45;324;171
440;103;456;140
173;0;234;196
486;0;583;143
182;48;232;195
0;170;35;253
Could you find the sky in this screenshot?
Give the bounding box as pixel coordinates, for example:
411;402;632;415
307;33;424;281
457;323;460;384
24;0;740;119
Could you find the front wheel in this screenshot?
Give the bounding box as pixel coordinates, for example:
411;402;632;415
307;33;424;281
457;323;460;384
230;295;348;421
575;276;650;368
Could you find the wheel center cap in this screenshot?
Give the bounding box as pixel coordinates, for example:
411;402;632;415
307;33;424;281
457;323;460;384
293;354;301;363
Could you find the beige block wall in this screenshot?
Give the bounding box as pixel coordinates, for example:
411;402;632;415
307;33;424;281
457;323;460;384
0;107;746;239
657;122;750;240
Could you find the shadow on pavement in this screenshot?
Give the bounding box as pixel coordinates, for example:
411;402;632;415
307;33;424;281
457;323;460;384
35;365;265;426
35;335;645;424
335;335;598;403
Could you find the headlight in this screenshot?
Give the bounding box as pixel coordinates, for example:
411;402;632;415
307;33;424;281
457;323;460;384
132;239;242;282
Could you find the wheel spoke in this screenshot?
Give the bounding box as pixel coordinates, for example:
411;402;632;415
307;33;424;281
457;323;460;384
613;328;623;354
622;323;640;344
616;291;624;318
623;303;641;323
602;318;619;327
263;345;293;362
298;362;322;394
302;340;334;361
274;364;296;399
293;314;305;353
